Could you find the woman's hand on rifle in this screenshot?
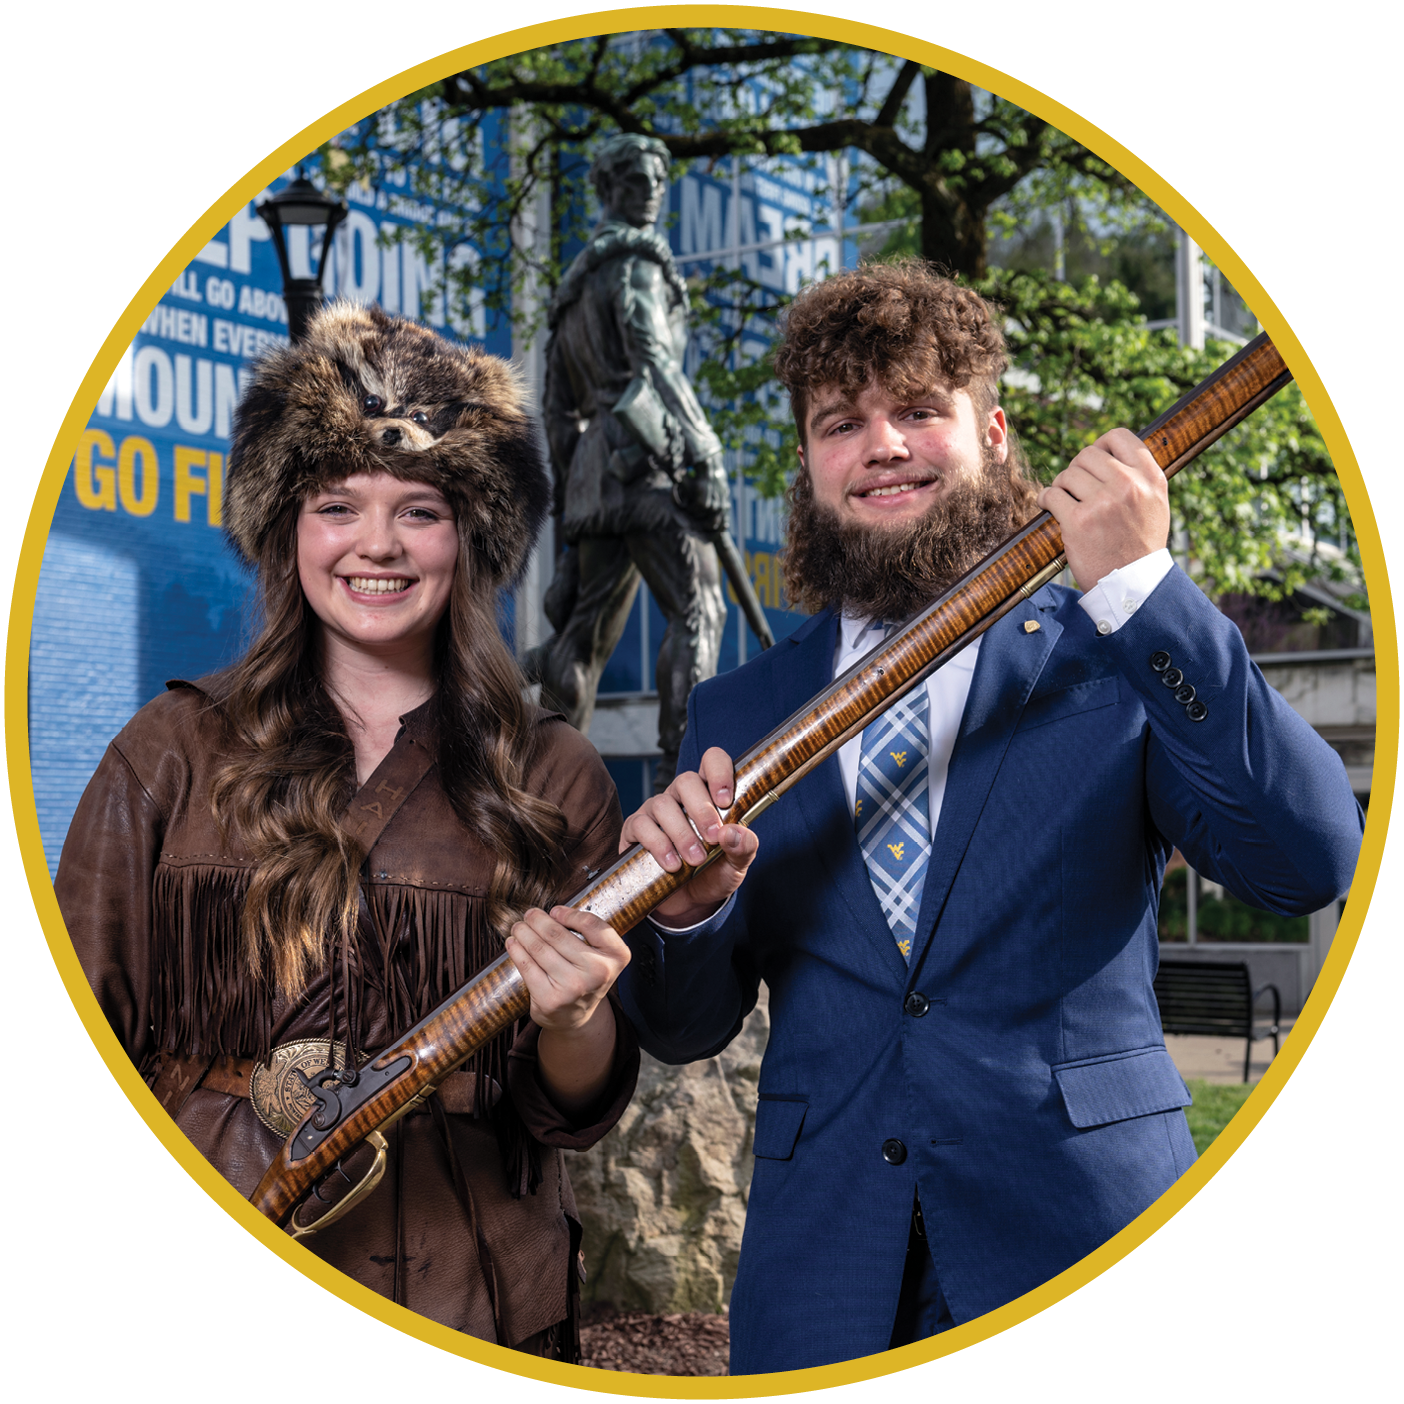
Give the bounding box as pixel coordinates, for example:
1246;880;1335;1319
505;904;631;1116
620;746;760;928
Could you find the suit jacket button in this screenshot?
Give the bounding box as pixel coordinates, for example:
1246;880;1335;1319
904;992;930;1017
1174;683;1196;705
882;1138;907;1165
1186;700;1208;722
1149;651;1172;672
1160;667;1184;688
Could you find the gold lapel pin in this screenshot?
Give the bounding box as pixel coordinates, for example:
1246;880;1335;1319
1024;620;1041;634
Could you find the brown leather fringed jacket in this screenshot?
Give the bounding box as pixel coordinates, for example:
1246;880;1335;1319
56;680;638;1356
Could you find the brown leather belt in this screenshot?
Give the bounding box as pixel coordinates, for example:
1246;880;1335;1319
150;1050;488;1119
195;1056;486;1114
201;1054;256;1097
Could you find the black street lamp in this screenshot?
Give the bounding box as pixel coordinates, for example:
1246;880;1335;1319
255;168;349;342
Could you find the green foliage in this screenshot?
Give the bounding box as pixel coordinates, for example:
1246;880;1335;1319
322;29;1360;612
1158;866;1309;944
1184;1079;1254;1155
977;268;1358;602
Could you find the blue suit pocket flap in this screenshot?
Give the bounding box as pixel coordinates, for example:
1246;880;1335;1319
753;1096;808;1159
1052;1047;1190;1129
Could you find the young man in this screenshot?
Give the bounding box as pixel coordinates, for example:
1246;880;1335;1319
615;262;1362;1374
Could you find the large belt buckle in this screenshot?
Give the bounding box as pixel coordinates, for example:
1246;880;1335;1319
249;1038;359;1138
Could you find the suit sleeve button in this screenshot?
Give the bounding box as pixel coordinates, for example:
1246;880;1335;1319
1149;651;1172;672
1174;683;1196;704
1186;700;1208;722
882;1139;908;1165
1160;667;1184;688
904;992;930;1017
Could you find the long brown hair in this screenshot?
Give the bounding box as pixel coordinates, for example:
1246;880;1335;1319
209;499;569;1000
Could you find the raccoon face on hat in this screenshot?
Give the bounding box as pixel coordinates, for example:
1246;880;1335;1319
226;302;550;588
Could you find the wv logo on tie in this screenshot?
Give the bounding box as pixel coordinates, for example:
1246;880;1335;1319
855;676;932;963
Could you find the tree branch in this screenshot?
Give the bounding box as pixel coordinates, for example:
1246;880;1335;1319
873;60;920;131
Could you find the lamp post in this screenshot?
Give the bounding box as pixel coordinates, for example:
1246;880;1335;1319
255;169;349;342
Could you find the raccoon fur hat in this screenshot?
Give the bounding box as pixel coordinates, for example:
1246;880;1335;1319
226;302;550;587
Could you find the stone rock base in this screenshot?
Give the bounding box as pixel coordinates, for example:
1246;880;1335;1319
570;991;768;1313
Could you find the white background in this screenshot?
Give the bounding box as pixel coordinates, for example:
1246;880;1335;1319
3;3;1396;1398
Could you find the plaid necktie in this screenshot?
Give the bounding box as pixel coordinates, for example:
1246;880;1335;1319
854;675;931;963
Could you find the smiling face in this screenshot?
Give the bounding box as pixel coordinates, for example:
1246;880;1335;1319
799;379;1009;531
296;472;459;665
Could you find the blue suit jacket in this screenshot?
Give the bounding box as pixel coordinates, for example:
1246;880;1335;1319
617;568;1362;1374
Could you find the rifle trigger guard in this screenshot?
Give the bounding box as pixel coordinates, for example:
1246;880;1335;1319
286;1130;389;1241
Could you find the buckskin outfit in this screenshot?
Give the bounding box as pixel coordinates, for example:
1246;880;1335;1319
58;679;638;1353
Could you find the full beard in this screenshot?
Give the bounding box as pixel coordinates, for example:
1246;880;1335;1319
781;448;1029;621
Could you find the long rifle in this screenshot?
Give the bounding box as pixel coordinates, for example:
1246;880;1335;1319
251;332;1292;1234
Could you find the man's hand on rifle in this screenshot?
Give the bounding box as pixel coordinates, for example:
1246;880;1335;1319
621;746;759;927
1037;427;1171;592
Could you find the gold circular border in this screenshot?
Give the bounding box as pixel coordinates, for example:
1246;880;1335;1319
8;7;1392;1396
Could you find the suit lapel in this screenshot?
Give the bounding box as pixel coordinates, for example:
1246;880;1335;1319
908;589;1064;973
782;612;911;980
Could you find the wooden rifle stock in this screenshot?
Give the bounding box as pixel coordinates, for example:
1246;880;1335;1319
251;332;1292;1231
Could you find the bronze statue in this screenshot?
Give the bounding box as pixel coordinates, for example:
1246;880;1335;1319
526;133;733;790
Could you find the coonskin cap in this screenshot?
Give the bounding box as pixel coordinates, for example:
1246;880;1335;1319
226;302;550;587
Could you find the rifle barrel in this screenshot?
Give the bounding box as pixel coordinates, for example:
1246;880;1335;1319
251;332;1292;1229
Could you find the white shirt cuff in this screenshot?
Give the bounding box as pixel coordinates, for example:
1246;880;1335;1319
1078;549;1174;636
649;891;738;935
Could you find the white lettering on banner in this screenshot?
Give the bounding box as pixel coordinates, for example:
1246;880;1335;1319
141;304;209;347
133;346;174;428
175;355;213;435
214;362;240;439
236;286;288;323
811;236;840;284
339;211;380;302
752;494;784;546
784;235;815;295
380;230;400;314
738;197;758;281
228;203;270;275
754;204;785;289
96;347;134;421
441;115;468;174
387;194;435;223
170;270;202;302
403;243;444;326
446;244;485;339
212;319;289;359
205;276;235;310
195;237;229;268
680;176;725;256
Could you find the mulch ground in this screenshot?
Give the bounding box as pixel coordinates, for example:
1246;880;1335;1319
579;1307;731;1375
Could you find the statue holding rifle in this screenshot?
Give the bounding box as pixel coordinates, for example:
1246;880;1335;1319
527;132;771;791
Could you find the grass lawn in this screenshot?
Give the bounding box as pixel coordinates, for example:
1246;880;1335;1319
1185;1079;1255;1156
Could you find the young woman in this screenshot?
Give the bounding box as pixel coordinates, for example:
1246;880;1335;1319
56;304;637;1358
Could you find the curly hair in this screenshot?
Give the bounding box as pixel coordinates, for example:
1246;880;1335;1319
774;260;1010;438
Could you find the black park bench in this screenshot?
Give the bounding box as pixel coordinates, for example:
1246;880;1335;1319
1154;959;1282;1083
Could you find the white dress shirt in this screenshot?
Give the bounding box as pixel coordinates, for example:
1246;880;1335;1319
652;548;1174;932
835;548;1173;820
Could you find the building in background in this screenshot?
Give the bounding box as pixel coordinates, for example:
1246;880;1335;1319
32;102;1369;1019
